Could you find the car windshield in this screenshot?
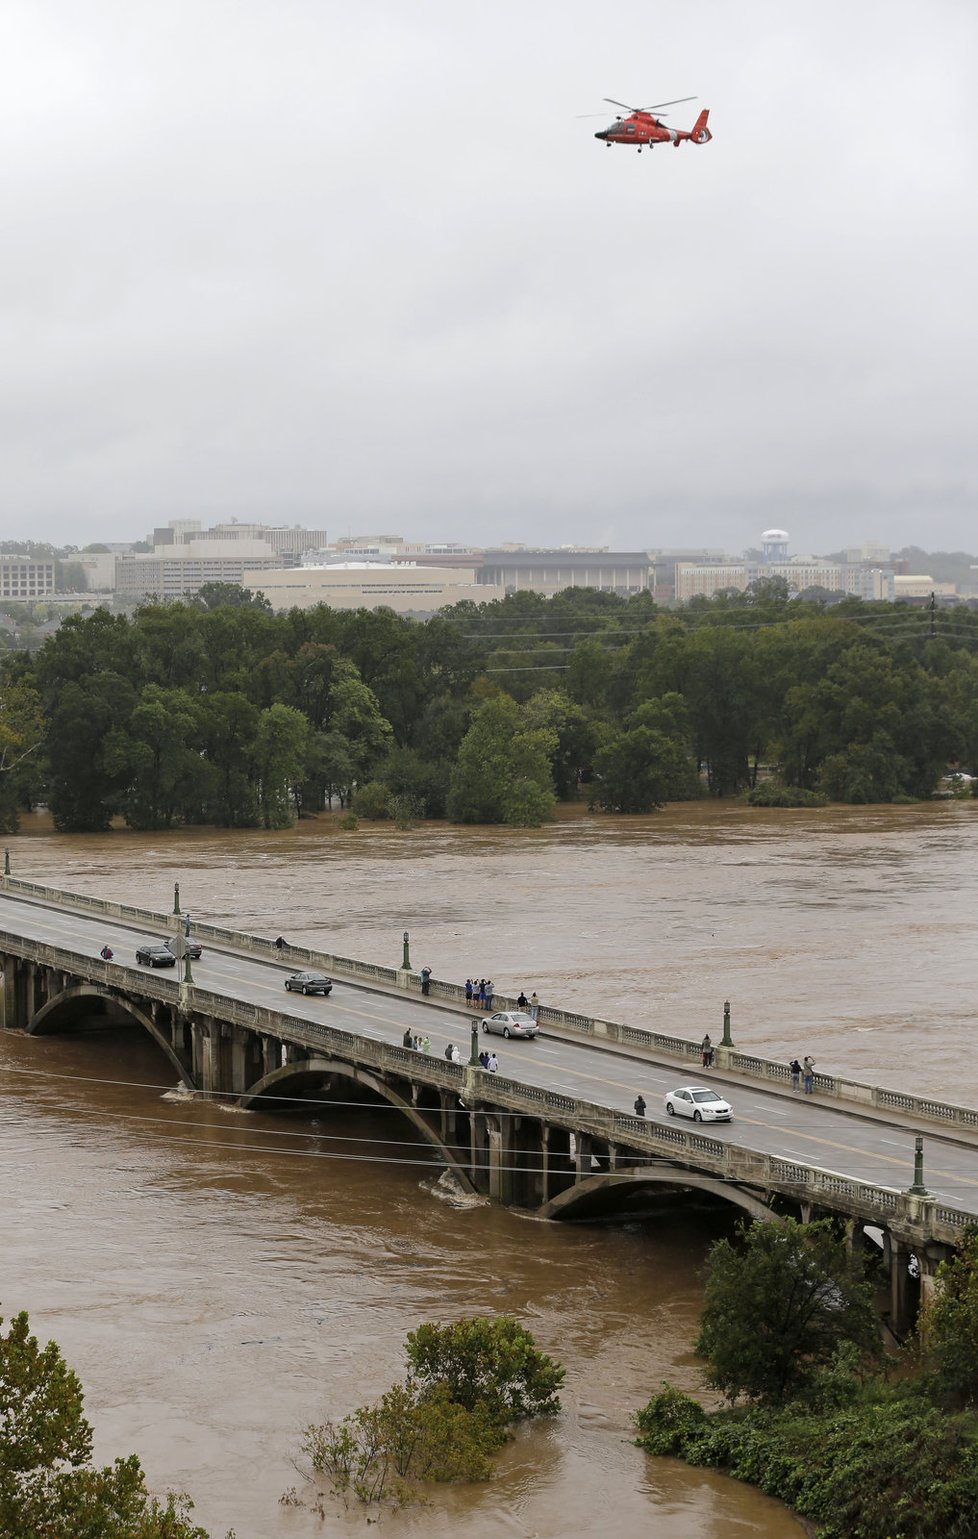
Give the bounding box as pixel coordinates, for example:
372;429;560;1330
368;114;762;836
691;1090;723;1103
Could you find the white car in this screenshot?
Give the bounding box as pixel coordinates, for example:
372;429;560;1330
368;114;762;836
481;1011;538;1040
664;1085;733;1123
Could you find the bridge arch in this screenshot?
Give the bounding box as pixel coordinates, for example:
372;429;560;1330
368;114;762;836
240;1056;477;1194
28;985;194;1089
540;1165;776;1223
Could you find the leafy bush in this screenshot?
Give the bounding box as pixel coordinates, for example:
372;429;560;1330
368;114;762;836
635;1385;978;1539
743;784;828;808
351;781;390;820
300;1315;564;1509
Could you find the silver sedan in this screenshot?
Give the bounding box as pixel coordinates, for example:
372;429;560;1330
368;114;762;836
481;1011;538;1040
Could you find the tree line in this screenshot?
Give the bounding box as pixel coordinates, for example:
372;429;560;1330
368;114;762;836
2;582;978;832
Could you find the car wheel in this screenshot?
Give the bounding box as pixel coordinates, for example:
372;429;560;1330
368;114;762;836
666;1102;675;1115
301;985;308;995
693;1110;702;1122
503;1027;511;1039
481;1022;488;1032
284;982;290;990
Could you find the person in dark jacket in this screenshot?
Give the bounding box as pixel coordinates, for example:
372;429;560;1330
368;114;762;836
634;1094;647;1117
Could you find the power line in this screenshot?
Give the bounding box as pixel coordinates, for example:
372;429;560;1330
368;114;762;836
1;1064;973;1195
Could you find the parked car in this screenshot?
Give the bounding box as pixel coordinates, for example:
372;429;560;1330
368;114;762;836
165;937;203;960
135;944;177;968
664;1085;733;1122
481;1010;538;1040
284;971;333;996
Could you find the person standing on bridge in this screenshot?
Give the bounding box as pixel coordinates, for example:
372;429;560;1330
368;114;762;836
517;990;528;1010
403;1027;414;1049
465;978;474;1007
530;992;539;1022
420;966;431;996
701;1034;713;1068
789;1057;802;1092
803;1055;816;1094
634;1093;646;1117
487;1052;498;1073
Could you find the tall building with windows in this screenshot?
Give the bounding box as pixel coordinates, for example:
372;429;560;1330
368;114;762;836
0;556;56;600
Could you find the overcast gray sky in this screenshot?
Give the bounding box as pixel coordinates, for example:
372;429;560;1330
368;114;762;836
2;0;976;557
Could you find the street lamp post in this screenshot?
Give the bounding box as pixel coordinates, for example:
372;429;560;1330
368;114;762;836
402;930;411;971
173;882;181;918
721;999;734;1048
909;1134;928;1196
469;1018;480;1067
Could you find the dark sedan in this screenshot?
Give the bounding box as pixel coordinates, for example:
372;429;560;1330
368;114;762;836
284;971;333;996
165;937;203;960
135;944;177;968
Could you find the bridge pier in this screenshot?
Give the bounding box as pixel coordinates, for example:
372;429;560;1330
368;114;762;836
882;1234;920;1336
542;1124;575;1204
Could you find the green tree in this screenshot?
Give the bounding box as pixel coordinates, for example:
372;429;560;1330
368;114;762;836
254;703;309;828
591;724;696;813
695;1218;880;1404
446;695;556;827
0;1309;212;1538
327;659;394;781
190;582;271;612
107;685;202;829
404;1315;564;1426
0;679;43;829
927;1225;978;1403
45;673;137;831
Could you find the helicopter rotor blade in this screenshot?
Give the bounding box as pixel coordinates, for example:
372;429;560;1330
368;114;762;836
644;96;697;110
603;98;637;112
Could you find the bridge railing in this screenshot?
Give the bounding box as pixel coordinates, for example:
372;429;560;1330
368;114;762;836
6;874;978;1140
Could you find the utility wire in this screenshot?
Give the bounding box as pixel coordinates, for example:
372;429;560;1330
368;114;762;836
1;1065;974;1192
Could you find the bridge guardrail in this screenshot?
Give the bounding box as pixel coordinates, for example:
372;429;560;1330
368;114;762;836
5;874;978;1142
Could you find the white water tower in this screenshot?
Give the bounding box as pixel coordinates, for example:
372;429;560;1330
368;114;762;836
761;529;789;564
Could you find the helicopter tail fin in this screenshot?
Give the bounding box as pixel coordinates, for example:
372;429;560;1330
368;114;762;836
689;108;711;144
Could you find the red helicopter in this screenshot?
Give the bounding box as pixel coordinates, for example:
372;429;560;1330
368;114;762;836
592;96;712;152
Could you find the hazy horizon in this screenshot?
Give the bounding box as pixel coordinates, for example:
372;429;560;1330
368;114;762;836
3;2;976;556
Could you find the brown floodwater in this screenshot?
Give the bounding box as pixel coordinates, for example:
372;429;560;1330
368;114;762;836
4;799;974;1537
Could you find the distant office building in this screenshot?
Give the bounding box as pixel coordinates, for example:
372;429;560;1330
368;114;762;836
76;552;117;591
846;540;891;564
894;575;956;599
150;518;328;561
115;540;283;601
674;564;750;600
257;562;504;614
477;548;653;597
0;556;56;600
